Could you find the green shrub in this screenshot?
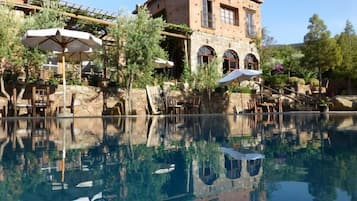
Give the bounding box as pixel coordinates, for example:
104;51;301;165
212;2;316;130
227;81;240;92
239;87;255;94
297;68;317;83
67;79;82;85
289;76;305;85
48;77;59;86
228;86;255;94
309;78;319;87
264;74;289;89
88;75;101;87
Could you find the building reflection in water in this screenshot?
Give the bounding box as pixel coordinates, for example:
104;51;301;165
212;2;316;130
0;113;356;200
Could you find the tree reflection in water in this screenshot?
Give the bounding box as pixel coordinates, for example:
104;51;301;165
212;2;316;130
0;114;355;201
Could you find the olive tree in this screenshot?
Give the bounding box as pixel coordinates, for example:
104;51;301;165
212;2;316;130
0;2;65;116
0;5;27;100
21;0;65;82
195;58;221;103
110;7;166;114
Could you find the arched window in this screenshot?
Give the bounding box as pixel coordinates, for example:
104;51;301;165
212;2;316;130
244;54;259;70
223;50;239;74
247;159;262;176
199;161;219;185
197;46;215;65
224;154;242;179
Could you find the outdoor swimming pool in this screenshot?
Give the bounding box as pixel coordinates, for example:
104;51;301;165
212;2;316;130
0;113;356;201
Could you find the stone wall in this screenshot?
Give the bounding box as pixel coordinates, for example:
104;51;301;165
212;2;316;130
1;85;257;117
164;89;256;114
145;0;262;75
146;0;189;25
188;0;262;41
146;0;262;41
51;86;148;117
51;85;104;117
68;87;257;116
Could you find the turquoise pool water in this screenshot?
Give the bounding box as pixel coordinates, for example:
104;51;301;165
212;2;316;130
0;113;355;201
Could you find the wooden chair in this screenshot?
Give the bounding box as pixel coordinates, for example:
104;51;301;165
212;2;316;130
247;99;263;113
31;87;50;117
111;98;125;115
185;96;201;114
165;96;184;114
56;93;76;115
255;101;263;113
0;105;5;117
259;102;276;113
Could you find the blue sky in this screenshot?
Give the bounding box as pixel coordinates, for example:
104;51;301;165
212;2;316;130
69;0;357;44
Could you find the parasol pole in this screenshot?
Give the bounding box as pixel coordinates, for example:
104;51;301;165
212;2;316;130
62;53;66;113
61;124;66;183
60;119;66;183
79;53;82;83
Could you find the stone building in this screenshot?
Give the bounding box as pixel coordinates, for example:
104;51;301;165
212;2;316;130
142;0;263;76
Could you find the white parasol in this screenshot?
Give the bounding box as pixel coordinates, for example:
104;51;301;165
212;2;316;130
221;147;265;160
21;28;102;113
154;57;174;69
218;69;262;85
219;69;262;113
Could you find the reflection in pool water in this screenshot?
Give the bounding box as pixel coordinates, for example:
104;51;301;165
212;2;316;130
0;113;356;201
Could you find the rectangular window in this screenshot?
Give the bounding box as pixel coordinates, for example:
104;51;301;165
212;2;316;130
246;11;256;37
202;0;214;28
220;6;238;25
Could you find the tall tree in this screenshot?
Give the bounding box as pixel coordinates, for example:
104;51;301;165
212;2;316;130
195;58;220;103
21;0;65;81
336;20;357;95
301;14;342;97
255;27;276;68
21;0;65;31
0;5;27;101
0;5;26;73
0;2;66;116
110;7;166;114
